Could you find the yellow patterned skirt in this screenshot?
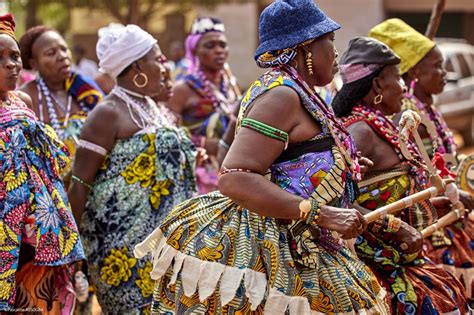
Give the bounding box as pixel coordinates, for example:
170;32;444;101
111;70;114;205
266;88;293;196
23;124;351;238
135;192;389;314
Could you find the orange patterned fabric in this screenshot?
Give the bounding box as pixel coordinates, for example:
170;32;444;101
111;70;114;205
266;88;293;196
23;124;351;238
0;13;16;41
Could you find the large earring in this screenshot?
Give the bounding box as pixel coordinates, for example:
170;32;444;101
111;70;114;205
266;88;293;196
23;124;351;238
305;51;314;76
408;78;419;96
133;73;148;88
374;94;383;104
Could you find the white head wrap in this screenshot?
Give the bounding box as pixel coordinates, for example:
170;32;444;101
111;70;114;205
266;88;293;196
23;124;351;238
96;23;157;78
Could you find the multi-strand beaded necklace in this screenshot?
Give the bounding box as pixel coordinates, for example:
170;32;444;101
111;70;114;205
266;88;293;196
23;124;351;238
112;86;176;130
342;103;427;186
36;77;92;138
195;68;236;116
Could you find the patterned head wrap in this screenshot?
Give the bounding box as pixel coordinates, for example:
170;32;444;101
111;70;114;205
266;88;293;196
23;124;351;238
185;17;225;74
339;37;400;84
256;39;313;69
369;19;435;75
0;13;17;42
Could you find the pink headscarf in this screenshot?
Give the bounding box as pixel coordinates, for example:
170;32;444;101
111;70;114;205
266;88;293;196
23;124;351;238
184;17;225;74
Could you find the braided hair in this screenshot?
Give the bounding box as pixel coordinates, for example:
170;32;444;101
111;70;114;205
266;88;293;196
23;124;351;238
332;68;383;118
19;25;55;70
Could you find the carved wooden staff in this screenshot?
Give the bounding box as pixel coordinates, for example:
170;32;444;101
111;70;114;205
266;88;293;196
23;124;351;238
361;110;452;224
425;0;446;40
421;202;465;237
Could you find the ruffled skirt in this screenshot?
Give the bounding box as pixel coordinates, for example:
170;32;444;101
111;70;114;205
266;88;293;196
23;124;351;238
135;192;388;314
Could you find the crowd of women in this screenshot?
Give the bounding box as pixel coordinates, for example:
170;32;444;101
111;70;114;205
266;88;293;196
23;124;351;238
0;0;472;314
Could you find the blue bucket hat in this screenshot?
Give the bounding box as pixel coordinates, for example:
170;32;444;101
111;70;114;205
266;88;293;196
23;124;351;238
255;0;340;59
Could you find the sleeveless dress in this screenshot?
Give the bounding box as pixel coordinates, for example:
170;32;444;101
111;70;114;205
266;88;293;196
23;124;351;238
135;68;388;314
0;92;85;313
79;126;197;314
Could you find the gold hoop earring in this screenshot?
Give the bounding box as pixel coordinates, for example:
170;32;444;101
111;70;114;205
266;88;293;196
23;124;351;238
133;73;148;88
305;51;314;76
374;94;383;104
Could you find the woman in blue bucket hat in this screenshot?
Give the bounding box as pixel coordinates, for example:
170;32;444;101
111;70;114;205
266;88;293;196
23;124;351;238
134;1;389;313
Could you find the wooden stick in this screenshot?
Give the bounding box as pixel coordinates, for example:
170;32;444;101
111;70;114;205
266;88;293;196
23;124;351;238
365;186;439;223
421;203;465;237
425;0;446;39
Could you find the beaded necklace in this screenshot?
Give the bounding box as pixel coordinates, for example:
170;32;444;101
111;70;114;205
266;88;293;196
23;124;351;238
112;86;176;130
342;103;427;186
404;94;456;156
280;64;361;179
36;77;75;137
195;68;236;116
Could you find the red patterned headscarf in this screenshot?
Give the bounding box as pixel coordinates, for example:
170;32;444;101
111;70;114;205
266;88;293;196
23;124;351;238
0;13;16;41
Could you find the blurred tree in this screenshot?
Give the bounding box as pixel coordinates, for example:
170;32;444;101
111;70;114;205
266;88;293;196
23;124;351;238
11;0;252;32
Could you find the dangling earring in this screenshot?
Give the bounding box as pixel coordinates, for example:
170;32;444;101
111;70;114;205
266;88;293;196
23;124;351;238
374;94;383;104
408;78;419;96
133;73;148;88
305;51;314;76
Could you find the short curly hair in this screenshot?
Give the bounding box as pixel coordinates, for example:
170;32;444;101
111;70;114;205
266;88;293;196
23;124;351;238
19;25;55;70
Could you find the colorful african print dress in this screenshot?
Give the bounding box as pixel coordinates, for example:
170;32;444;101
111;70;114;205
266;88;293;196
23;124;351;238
182;72;239;194
343;105;467;314
0;91;85;313
134;68;388;314
79;127;196;314
402;95;473;298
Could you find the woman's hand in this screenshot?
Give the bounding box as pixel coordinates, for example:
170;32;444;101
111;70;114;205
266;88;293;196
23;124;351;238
195;148;208;167
430;196;452;217
394;221;423;254
317;205;367;239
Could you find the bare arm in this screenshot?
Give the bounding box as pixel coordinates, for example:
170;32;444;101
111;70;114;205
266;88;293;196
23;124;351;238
218;87;366;238
68;101;119;224
347;121;377;162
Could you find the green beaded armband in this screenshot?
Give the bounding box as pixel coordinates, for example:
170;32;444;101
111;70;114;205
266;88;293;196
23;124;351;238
241;118;289;149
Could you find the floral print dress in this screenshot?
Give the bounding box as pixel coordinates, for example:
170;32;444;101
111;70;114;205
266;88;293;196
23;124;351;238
79;127;196;314
0;92;85;313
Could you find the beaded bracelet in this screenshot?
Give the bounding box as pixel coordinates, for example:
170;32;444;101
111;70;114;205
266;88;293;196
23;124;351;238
218;167;255;177
303;199;321;226
72;175;93;190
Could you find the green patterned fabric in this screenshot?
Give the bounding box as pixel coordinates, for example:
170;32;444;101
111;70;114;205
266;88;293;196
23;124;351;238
80;127;196;314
